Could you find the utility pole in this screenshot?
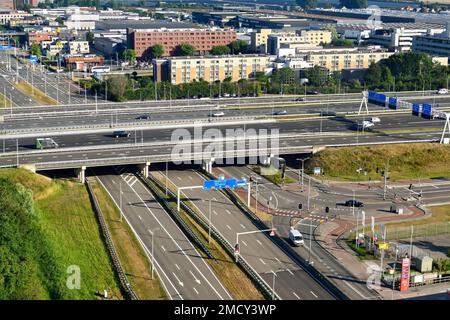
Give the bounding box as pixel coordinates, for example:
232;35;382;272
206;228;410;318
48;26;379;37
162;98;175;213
165;161;168;196
208;199;212;245
307;175;311;211
119;180;123;222
383;165;389;200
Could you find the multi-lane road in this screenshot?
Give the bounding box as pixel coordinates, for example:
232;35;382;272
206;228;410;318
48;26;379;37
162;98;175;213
95;166;233;300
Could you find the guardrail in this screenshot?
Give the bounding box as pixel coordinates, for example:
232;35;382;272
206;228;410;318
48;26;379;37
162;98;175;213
85;177;139;300
198;170;349;300
144;171;279;300
136;172;215;260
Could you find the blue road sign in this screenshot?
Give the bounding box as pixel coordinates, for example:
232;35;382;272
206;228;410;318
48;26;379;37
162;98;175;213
422;103;432;119
388;97;397;109
203;176;248;190
412;103;420;116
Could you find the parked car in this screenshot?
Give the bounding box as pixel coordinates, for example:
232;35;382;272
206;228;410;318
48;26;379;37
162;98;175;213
113;130;130;138
362;120;374;129
136;114;151;120
344;200;364;207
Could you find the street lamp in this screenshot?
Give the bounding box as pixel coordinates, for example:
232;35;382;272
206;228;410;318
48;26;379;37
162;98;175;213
148;227;160;280
297;157;310;192
119;180;123;222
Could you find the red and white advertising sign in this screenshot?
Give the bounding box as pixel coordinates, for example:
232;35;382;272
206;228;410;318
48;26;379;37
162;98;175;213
400;257;410;292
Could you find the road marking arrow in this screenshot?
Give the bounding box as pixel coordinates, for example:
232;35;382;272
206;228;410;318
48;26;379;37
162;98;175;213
189;270;201;284
172;272;184;287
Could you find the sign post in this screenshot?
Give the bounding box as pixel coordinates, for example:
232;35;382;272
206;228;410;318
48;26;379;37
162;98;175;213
400;257;410;292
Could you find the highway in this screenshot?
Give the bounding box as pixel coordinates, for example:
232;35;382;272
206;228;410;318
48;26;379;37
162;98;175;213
160;166;336;300
95;166;232;300
0;113;445;151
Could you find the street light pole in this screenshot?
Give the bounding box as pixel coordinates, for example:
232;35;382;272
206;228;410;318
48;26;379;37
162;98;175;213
307;175;311;211
119;180;123;222
165;161;168;196
208;199;212;245
148;227;160;280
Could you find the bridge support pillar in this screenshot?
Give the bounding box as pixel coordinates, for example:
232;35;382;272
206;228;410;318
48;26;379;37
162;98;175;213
75;166;86;184
138;161;151;178
203;159;214;174
18;164;36;173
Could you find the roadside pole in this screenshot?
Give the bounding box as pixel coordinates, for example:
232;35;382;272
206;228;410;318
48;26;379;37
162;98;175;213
208;199;212;245
307;175;311;210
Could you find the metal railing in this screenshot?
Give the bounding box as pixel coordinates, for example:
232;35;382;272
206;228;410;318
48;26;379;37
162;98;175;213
144;171;279;300
136;172;215;260
85;178;139;300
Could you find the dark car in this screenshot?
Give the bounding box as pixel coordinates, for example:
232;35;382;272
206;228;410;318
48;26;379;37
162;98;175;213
273;110;287;115
295;97;304;101
136;114;151;120
320;111;337;116
344;200;364;207
306;90;320;95
113;130;130;138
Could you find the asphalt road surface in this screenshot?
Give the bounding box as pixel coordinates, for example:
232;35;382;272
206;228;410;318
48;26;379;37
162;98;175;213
95;166;232;300
161;166;336;300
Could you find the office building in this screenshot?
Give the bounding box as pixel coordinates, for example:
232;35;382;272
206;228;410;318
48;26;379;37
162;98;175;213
153;54;270;84
128;27;237;58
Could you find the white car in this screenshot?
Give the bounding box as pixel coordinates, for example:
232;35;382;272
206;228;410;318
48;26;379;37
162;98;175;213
437;88;448;95
212;111;225;117
371;117;381;123
362;120;374;129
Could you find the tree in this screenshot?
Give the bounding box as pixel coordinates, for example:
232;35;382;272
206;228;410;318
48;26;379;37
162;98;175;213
324;25;338;40
122;49;136;64
340;0;368;9
174;43;196;56
106;75;128;101
364;62;382;87
272;67;295;84
29;42;42;57
229;40;249;54
211;45;231;56
151;44;165;58
295;0;317;9
331;38;355;47
304;65;327;86
85;31;94;44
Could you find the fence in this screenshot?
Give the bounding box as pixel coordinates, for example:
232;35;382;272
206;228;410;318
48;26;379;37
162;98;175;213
85;178;139;300
385;222;450;241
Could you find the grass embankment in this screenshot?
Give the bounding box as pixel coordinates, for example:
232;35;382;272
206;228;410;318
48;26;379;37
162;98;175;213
15;80;57;105
251;165;297;185
308;143;450;182
89;178;167;300
0;168;123;299
0;92;12;107
154;171;264;300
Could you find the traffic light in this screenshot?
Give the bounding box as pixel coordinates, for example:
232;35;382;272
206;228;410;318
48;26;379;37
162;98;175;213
298;203;303;210
325;206;329;213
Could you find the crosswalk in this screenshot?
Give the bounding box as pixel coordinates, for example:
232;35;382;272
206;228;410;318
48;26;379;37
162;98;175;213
273;208;336;222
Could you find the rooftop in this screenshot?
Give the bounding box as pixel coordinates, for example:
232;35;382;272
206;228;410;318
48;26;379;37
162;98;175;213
96;20;195;31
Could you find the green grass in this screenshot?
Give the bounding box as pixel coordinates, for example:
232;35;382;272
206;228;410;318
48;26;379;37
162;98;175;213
308;143;450;182
0;168;123;299
0;92;11;107
346;239;375;261
90;178;167;300
15;81;57;105
251;165;296;185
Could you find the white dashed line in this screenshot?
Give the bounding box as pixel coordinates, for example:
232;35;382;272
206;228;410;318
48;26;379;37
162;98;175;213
226;224;232;230
241;240;248;246
310;291;318;298
256;239;263;246
259;258;266;265
293;292;301;300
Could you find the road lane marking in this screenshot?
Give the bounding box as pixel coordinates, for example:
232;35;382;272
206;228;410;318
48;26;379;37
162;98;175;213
226;209;231;215
240;223;246;229
293;292;301;300
161;245;166;252
226;224;232;230
175;264;180;271
213;210;218;215
256;239;263;246
310;291;318;298
259;258;266;265
193;287;199;295
189;270;201;284
172;272;184;287
286;268;294;276
241;240;248;246
274;257;280;263
138;215;142;220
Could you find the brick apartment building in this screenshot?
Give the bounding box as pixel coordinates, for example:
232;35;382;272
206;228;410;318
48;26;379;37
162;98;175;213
27;31;57;45
127;27;237;58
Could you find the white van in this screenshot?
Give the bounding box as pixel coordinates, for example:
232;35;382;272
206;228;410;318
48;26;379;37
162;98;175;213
289;229;304;246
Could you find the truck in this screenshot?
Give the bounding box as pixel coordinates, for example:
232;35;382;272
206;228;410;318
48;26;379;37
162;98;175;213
289;229;304;246
36;138;59;149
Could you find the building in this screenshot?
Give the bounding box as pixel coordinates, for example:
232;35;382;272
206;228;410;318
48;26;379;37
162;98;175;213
127;27;237;58
27;31;57;45
93;37;126;58
42;40;90;57
250;29;272;53
267;30;332;55
0;0;14;10
96;20;194;35
154;54;271;84
0;11;32;24
64;13;99;30
413;25;450;61
64;55;104;72
68;41;89;55
368;27;445;52
295;47;395;72
191;11;239;27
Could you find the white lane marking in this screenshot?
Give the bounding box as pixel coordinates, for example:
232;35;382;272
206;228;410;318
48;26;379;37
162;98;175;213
175;264;180;271
240;223;246;229
138;215;142;221
213;210;218;216
241;240;248;246
259;258;266;265
189;270;201;284
256;239;263;246
161;245;166;252
310;291;318;298
129;178;138;187
286;268;294;276
293;292;301;300
275;257;281;263
193;287;199;295
172;272;184;287
226;224;232;230
226;209;231;215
